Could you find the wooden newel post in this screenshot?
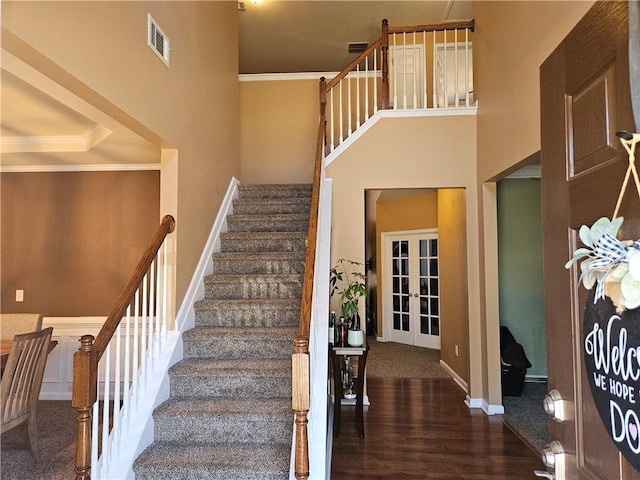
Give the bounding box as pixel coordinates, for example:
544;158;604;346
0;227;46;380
319;77;328;148
381;18;390;110
292;336;310;480
319;77;327;123
72;334;97;480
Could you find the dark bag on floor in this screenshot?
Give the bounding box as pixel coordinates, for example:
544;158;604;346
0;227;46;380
500;326;531;396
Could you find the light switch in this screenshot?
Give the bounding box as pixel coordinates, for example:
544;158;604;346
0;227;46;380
16;289;24;302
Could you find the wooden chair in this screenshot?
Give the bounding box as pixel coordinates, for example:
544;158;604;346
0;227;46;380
0;327;53;461
0;313;43;340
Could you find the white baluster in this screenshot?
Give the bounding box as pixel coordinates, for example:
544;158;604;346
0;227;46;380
101;345;111;477
148;263;156;369
123;305;131;433
348;72;352;136
454;29;459;107
162;241;169;340
91;398;99;478
112;323;121;453
412;31;417;109
154;258;162;352
443;29;448;107
132;288;140;414
373;48;378;113
402;31;407;109
423;30;427;108
465;28;470;107
141;273;148;390
356;64;361;128
339;80;344;145
393;33;397;109
365;56;369;121
433;30;437;108
330;88;335;152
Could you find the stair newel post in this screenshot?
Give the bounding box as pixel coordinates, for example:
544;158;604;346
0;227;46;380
292;336;310;480
381;18;390;110
72;335;98;480
319;77;327;148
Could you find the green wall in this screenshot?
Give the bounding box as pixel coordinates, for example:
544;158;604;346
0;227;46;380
497;178;546;377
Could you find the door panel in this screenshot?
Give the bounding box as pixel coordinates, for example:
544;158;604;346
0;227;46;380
385;231;440;349
389;45;424;109
541;2;640;478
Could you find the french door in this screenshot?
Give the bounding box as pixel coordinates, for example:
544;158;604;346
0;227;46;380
383;230;440;349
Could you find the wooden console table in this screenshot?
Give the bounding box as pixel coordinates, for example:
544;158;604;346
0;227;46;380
331;340;369;438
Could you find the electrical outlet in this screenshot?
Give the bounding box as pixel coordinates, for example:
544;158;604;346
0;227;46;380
16;289;24;302
455;344;459;357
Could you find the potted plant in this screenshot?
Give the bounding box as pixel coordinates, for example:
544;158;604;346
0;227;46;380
329;258;368;346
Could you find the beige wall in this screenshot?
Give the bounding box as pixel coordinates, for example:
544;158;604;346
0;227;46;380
326;113;479;389
474;0;595;181
438;188;469;382
1;171;160;316
240;78;319;184
2;1;240;309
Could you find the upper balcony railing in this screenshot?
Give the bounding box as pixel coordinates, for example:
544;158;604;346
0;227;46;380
320;19;475;153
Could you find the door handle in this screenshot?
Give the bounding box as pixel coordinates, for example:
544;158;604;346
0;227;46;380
543;389;572;423
535;441;565;480
533;471;554;480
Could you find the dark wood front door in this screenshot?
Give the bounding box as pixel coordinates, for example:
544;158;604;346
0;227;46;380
541;1;640;478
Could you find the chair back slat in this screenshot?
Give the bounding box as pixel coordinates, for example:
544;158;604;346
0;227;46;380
1;328;53;429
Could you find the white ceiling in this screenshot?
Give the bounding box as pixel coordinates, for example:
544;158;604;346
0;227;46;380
0;1;472;171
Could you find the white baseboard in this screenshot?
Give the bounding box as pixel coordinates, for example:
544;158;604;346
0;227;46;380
440;359;468;393
465;395;504;415
175;176;239;332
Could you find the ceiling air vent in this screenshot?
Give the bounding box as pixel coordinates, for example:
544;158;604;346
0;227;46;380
348;42;369;54
148;14;170;67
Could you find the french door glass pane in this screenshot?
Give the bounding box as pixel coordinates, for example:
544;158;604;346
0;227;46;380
402;314;410;331
418;238;440;339
431;317;440;336
421;316;429;334
429;238;438;256
429;258;438;276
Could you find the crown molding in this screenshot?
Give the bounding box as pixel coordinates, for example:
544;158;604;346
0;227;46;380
0;163;161;173
1;125;113;153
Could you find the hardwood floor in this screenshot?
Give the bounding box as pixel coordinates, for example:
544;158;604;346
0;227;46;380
331;377;545;479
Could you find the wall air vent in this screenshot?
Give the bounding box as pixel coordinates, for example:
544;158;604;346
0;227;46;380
348;42;369;54
148;14;170;67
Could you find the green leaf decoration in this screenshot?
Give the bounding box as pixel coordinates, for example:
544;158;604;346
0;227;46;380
621;274;640;309
627;249;640;281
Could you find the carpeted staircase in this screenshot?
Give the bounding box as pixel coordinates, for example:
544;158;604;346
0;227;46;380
133;184;311;480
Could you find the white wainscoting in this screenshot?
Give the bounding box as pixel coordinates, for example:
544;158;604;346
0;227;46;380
40;317;107;400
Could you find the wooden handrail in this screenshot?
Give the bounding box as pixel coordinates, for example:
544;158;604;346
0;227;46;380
324;38;383;91
388;19;475;34
72;214;175;480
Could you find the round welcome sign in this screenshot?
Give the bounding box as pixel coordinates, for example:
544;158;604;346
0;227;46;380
584;289;640;471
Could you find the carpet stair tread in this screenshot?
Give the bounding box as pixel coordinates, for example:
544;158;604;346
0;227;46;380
152;398;293;445
133;443;291;480
182;327;296;359
203;274;303;300
170;358;291;375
